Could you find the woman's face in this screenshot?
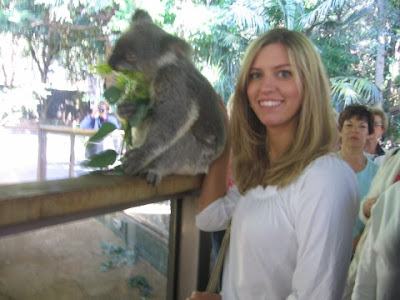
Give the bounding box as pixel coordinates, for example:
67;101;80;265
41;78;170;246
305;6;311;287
372;115;384;138
246;43;302;133
340;116;370;150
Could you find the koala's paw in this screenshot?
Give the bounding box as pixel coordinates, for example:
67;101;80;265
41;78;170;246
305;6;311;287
146;171;162;186
117;101;137;120
122;150;143;175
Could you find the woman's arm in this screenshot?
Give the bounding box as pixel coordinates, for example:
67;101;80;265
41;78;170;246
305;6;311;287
80;114;95;129
288;157;359;300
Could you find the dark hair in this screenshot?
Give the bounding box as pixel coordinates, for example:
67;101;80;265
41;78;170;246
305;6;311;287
338;105;374;134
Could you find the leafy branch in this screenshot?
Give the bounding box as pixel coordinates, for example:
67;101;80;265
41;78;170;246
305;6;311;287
83;64;151;168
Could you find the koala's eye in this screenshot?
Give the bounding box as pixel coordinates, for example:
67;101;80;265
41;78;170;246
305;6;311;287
126;54;136;62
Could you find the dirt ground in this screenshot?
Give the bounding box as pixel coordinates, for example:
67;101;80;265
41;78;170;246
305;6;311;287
0;217;167;300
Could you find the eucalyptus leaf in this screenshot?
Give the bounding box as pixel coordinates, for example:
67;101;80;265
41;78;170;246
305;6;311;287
82;149;117;168
90;63;113;77
129;102;151;127
104;86;123;105
84;164;126;176
86;122;117;146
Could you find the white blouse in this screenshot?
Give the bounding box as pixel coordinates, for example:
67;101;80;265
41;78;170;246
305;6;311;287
196;154;359;300
352;181;400;300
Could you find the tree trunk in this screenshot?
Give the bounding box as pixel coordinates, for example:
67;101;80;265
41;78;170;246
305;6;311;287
374;0;386;107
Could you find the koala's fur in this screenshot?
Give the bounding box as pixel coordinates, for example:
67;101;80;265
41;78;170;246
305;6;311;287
108;9;226;185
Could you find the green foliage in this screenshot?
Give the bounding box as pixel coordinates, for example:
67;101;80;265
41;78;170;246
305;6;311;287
128;275;153;297
313;36;361;78
86;122;117;145
82;149;118;168
84;64;151;167
100;242;138;271
330;76;382;110
83;122;118;167
100;242;152;297
127;98;152;127
91;63;150;106
1;0;399;141
387;113;400;142
103;86;122;105
92;62;151;132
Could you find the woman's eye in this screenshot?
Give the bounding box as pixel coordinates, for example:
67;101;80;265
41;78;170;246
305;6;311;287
278;70;291;78
249;72;262;79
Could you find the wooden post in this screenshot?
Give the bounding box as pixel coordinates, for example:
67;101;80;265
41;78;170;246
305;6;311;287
69;133;75;178
37;127;47;181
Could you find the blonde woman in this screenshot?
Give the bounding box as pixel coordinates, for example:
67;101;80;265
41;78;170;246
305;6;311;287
188;29;359;300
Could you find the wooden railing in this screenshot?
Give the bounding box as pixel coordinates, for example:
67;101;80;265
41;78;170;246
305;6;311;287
2;125;213;299
0;174;210;300
37;125;98;180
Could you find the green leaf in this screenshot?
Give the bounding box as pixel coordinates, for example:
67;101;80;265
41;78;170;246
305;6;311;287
85;165;126;176
86;122;117;146
82;149;117;168
90;63;113;77
129;101;151;127
104;86;123;105
121;120;133;148
128;275;152;296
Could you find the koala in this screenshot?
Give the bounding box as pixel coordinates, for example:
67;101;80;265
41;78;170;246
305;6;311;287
108;9;226;186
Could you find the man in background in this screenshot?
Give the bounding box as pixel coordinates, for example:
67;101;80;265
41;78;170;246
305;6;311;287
80;101;120;158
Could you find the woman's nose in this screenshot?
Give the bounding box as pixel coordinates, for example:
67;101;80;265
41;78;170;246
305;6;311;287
260;76;275;91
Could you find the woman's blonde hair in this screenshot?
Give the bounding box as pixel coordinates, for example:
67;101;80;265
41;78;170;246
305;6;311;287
230;28;336;193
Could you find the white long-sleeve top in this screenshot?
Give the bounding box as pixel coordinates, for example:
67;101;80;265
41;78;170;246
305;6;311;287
342;148;400;300
352;181;400;300
196;154;359;300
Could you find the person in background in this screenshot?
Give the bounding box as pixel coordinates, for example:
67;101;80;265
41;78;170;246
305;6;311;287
187;28;359;300
342;148;400;299
364;106;388;165
338;105;378;250
80;101;120;157
385;139;393;150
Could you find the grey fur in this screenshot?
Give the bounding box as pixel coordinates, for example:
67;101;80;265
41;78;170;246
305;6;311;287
108;9;226;185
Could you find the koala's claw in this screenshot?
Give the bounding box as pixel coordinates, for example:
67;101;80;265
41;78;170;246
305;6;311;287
145;171;162;186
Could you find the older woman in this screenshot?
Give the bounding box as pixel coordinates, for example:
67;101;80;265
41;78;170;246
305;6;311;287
338;105;379;243
364;106;389;164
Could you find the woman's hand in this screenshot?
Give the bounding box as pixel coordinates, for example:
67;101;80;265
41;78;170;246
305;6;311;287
186;291;222;300
363;197;378;219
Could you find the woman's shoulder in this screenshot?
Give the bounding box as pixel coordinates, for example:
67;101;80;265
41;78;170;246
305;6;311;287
308;152;352;172
300;152;356;184
286;153;359;214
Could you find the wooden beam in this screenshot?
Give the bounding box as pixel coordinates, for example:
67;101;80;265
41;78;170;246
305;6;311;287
0;174;202;236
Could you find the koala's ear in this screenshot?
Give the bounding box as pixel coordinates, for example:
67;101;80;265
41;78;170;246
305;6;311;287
131;9;153;24
160;35;192;59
